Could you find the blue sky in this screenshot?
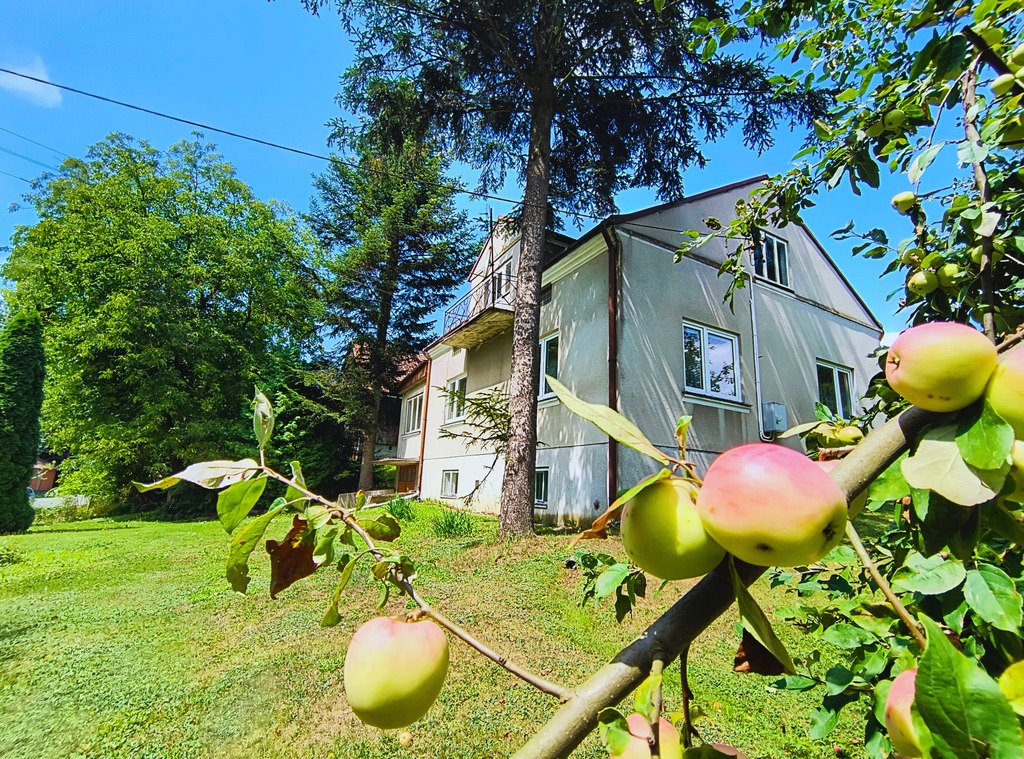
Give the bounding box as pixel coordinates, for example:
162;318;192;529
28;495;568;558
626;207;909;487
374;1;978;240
1;0;911;335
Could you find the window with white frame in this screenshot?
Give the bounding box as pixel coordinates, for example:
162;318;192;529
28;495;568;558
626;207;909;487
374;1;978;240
538;333;560;399
682;322;740;401
444;375;468;422
754;233;790;287
491;258;514;304
402;392;424;434
534;468;549;508
817;362;855;419
440;470;459;498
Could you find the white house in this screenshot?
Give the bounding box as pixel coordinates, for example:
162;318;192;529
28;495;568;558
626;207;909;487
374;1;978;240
389;176;883;525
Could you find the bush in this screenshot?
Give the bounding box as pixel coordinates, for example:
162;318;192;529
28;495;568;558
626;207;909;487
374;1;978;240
0;544;21;565
373;464;396;489
388;497;416;521
0;311;44;534
430;507;475;538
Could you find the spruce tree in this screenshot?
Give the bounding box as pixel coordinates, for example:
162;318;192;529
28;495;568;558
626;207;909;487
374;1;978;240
0;310;45;534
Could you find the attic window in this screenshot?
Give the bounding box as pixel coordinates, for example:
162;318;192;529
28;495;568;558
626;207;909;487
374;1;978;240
540;285;552;305
755;233;790;288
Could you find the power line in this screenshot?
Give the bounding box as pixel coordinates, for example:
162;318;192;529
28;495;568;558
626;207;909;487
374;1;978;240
0;168;31;184
0;145;58;171
0;66;746;240
0;125;71;158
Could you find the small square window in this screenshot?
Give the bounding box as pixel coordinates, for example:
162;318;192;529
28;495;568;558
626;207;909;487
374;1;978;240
755;233;790;287
534;468;549;508
540;285;552;305
817;362;854;419
441;470;459;498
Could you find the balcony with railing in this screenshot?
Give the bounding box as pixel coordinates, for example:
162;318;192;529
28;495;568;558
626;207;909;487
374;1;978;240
441;273;517;349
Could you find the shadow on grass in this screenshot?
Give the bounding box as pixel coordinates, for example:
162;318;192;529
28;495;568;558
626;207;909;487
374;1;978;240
29;523;143;534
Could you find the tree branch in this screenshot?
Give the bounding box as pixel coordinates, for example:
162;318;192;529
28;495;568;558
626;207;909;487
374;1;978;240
259;466;572;701
846;521;927;649
513;404;937;758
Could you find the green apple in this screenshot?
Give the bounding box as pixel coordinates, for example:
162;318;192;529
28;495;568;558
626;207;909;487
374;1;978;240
936;262;961;288
886;322;998;412
621;478;725;580
1001;117;1024;146
985;346;1024;438
885;668;924;757
907;270;938;295
1010;42;1024;69
892;191;918;214
884;109;907;130
970;245;1005;266
695;443;848;567
835;425;864;445
611;713;682;759
993;73;1017;98
816;459;867;518
865;120;886;138
344;616;449;729
900;247;923;266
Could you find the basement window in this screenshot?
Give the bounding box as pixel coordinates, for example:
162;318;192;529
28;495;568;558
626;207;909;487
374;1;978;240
534;468;549;509
441;470;459;498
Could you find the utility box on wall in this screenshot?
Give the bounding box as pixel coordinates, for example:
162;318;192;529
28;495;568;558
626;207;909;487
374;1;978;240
761;402;788;435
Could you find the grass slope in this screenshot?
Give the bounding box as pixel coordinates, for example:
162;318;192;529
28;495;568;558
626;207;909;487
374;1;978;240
0;502;867;758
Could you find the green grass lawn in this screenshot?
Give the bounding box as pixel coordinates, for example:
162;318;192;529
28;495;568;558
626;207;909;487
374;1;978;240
0;503;869;758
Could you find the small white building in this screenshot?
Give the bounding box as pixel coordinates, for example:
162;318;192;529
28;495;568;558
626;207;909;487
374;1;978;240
390;176;883;525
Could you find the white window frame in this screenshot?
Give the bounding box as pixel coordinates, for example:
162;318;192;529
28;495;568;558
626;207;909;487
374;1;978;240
402;392;424;435
681;321;741;402
755;233;790;288
538;332;560;400
816;361;855;420
534;467;549;509
440;470;459;498
444;374;468;422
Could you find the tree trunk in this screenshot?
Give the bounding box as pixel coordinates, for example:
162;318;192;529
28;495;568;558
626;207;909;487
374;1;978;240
498;82;555;539
358;409;379;491
359;242;400;492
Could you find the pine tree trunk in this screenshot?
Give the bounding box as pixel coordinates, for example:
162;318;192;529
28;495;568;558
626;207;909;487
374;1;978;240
358;409;379;491
498;83;555;539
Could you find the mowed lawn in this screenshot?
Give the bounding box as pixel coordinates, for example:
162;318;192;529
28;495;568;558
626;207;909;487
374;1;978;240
0;502;868;758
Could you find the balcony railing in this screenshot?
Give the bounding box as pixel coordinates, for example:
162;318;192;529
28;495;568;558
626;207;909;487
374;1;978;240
443;273;517;336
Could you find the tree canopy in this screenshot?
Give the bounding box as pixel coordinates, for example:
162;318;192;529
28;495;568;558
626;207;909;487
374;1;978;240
3;134;323;505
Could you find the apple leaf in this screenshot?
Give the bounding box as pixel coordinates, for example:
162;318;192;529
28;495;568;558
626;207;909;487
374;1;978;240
356;513;402;542
216;476;267;534
728;559;795;675
597;708;633;755
963;564;1023;633
866;453;909;510
901;425;1005;506
266;514;318;599
985;503;1024;546
595;563;631;599
226;499;286;593
675;415;692;458
998;661;1024;717
916;616;1023;758
733;629;787;675
779;419;827;438
547;375;670;465
285;460;309;506
633;671;663;717
253;386;275;450
956;402;1014;471
571;468;671;544
321;550;367;627
135;458;260;492
891;551;966;595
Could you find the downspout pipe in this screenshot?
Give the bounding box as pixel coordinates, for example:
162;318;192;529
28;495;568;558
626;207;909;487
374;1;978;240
416;358;432;492
747;251;773;442
600;222;620;506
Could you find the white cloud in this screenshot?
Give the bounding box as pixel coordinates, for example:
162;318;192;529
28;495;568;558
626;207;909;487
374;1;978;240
0;54;62;108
